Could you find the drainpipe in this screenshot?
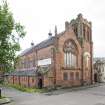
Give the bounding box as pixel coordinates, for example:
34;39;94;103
80;37;84;86
53;26;58;89
90;42;93;84
28;76;30;87
90;24;93;84
53;47;56;89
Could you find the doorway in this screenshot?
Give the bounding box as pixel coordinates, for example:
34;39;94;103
38;78;43;89
94;73;98;82
37;72;43;88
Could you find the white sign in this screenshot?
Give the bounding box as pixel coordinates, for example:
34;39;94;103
38;58;51;66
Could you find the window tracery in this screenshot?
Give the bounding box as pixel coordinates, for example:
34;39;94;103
63;39;78;68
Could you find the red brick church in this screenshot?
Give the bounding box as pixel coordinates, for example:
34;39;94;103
6;14;94;88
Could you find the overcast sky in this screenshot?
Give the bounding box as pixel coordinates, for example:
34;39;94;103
6;0;105;57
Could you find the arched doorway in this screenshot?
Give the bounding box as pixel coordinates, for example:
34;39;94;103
37;73;43;89
94;73;98;82
38;78;43;89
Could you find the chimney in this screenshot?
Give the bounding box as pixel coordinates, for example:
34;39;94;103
55;25;57;36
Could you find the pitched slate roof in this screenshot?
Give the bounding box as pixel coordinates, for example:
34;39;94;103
20;36;55;56
35;36;55;50
19;47;32;56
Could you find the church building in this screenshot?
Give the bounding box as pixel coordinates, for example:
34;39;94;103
7;14;94;88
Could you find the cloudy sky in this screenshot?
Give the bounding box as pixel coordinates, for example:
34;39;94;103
6;0;105;57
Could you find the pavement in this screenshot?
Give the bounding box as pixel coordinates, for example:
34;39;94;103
1;83;105;105
45;83;104;95
0;97;11;105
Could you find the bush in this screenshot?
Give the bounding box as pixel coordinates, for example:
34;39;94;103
0;79;4;84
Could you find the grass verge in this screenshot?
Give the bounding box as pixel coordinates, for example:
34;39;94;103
0;96;6;99
4;84;48;93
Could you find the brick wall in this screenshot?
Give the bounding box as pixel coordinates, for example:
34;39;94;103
9;14;93;88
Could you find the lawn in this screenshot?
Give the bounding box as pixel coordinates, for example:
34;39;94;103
5;84;48;93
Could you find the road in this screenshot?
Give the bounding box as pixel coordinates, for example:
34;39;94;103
1;84;105;105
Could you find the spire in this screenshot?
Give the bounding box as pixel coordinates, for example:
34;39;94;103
55;25;57;36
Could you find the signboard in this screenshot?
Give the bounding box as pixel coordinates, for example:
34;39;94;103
38;58;51;66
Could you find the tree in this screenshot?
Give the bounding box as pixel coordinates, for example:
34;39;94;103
0;0;26;73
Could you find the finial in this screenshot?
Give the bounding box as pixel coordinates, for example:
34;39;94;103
78;13;83;19
31;40;34;46
48;30;52;38
55;25;57;35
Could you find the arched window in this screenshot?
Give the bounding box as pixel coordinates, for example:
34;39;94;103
63;39;78;68
72;24;78;37
87;27;90;42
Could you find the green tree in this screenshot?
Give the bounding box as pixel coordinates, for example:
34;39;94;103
0;0;26;72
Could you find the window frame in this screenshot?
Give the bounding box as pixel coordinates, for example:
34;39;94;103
63;39;78;69
70;72;74;80
75;72;80;80
63;72;68;80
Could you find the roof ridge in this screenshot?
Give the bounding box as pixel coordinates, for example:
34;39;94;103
19;36;55;56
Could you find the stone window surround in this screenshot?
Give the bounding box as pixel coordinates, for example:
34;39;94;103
63;39;78;69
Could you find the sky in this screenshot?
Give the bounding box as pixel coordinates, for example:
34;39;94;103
4;0;105;57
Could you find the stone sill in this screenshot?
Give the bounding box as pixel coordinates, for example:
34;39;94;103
62;67;81;70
